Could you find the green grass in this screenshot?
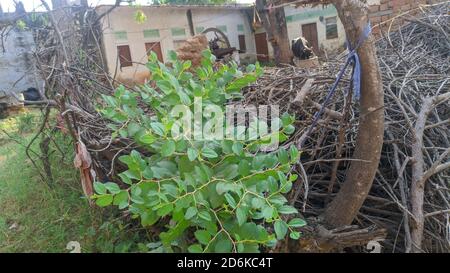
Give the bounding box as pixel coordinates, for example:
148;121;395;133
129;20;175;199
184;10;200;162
0;110;146;253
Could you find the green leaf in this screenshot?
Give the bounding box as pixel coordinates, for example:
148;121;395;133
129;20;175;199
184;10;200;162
252;155;265;170
177;90;191;105
113;190;129;209
194;230;211;245
238;160;251;177
183;60;192;70
118;155;133;166
142;167;153;179
215;182;239;195
278;205;298;215
162;184;178;197
236;207;247;226
280;181;293;194
188;244;203;253
269;194;288;205
217;164;239;180
262;206;274;220
288;218;307;228
224;193;237;209
226;74;257;92
157;203;174;217
278;149;289;164
118;172;133;185
184;207;198;220
215;238;232;253
289;145;300;163
96;194;113;207
104;182;121;194
232;142;243;156
187;148;198;161
150;122;165;136
251;197;264;209
141;210;159;226
198;210;212;221
161;140;176;157
284;124;295;134
289;231;301;240
140;133;156;144
168;50;178;62
201;147;218;158
148;51;158;63
156;80;173;94
93;182;107;195
127;122;141;137
274;220;288;240
281;112;293;126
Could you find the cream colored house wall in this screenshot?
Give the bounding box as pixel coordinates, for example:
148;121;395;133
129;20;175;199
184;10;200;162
251;5;346;62
284;5;346;54
96;4;347;79
96;6;255;80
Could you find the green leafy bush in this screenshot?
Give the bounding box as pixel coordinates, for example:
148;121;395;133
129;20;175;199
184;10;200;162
95;50;305;253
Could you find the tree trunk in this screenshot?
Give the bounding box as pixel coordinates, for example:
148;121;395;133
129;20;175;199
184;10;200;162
255;0;293;65
322;0;384;228
409;92;450;252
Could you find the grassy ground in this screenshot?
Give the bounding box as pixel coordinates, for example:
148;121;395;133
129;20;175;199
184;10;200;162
0;110;144;253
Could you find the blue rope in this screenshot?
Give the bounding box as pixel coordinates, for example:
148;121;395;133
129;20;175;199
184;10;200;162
299;22;372;148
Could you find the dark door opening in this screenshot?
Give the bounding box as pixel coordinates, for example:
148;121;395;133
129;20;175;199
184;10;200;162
117;45;132;68
254;32;269;62
301;23;319;55
238;34;246;52
145;42;163;63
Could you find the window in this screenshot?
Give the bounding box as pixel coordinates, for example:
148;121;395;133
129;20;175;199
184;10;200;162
238;35;246;52
195;26;205;34
143;29;160;38
216;25;227;33
117;45;132;68
237;24;244;32
114;31;127;41
325;17;338;39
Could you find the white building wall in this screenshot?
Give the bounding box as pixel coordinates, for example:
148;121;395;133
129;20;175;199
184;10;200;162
191;9;256;56
96;4;347;80
96;6;254;80
250;5;346;62
284;5;346;54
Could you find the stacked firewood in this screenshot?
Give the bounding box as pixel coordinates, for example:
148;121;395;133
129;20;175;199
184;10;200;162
242;3;449;252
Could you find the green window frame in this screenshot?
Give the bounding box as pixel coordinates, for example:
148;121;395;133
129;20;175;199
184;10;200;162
216;25;227;33
143;29;160;38
114;31;127;41
195;26;205;34
171;27;186;37
325;16;338;39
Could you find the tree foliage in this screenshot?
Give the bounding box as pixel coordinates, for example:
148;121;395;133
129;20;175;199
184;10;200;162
95;50;305;253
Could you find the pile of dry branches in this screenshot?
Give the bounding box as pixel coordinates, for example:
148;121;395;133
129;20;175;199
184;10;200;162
242;4;449;252
7;1;447;253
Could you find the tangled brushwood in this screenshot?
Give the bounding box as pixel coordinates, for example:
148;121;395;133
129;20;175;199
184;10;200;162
5;2;448;252
242;5;449;252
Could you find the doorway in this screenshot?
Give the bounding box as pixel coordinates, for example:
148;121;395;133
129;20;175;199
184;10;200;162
301;23;319;55
145;42;163;62
254;32;269;62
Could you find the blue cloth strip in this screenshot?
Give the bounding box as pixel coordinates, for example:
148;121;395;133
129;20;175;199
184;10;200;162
299;22;371;148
